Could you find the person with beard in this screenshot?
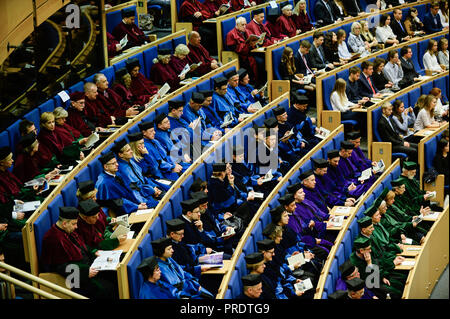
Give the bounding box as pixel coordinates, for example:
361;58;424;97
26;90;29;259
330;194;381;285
125;58;159;101
112;8;149;49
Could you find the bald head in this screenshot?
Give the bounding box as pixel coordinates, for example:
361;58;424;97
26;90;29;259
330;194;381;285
84;82;98;100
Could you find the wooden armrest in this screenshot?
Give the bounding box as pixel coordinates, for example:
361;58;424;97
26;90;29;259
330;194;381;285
221;51;239;64
175;22;193;33
424;174;445;207
39;272;71;298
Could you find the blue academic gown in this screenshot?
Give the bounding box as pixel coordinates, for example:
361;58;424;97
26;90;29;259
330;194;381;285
116;157;160;208
286;107;321;147
181;103;218;147
157;257;213;299
95;171;142;214
227;85;252;111
238;83;262;104
155;127;190;170
211;92;238;128
138;280;179;299
143;137;180;180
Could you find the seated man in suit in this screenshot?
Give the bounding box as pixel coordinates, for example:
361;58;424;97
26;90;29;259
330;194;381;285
423;2;448;34
390;9;412;43
343;0;365;17
399;46;420;87
309;31;335;71
377;101;418;162
294;40;316;83
314;0;337;27
346;66;371;105
358;61;384;99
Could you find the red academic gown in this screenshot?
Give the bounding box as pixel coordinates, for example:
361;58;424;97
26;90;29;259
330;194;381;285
84;97;114;128
149;62;181;91
246;19;281;47
186;43;214;76
112;21;146;49
112;83;149;106
96;88;130;118
130;73;159;98
54;123;82;147
106;32;120;57
0;170;23;204
37;129;64;159
75;209;114;250
230;0;250;11
203;0;230;16
276;14;298;38
179;0;212;31
226;27;258;81
13;151;44;183
66;107;94;138
264;20;287;40
293;12;313;33
169;55;189;76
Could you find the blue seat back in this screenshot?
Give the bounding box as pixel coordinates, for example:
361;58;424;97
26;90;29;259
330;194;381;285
47;194;64;225
272;47;286;80
61;179;78;207
371;107;383;142
127;249;143;299
323;75;336;110
222;18;236;51
34;209;51;259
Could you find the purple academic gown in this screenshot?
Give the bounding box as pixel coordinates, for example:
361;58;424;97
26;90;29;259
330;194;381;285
337;156;375;198
335;279;375;299
349;147;372;172
314;173;347;206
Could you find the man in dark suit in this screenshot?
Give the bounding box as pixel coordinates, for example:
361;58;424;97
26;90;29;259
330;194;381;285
358;61;383;99
314;0;337;27
390;9;412;42
343;0;364;17
294;40;316;81
423;2;447;34
309;31;335;71
377;102;418;161
346;66;371;105
399;46;420;87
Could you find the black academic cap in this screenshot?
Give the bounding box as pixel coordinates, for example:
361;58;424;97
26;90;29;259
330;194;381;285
346;131;361;140
256;239;276;251
241;274;262;287
379;187;389;200
390;178;404;188
340;140;354;150
278;193;295;206
403;161;417;170
253;8;264;16
346;277;365;291
0;147;11;160
287;182;302;195
154;112;168;125
292;93;309;104
327;149;340;159
137;256;159;278
125;57;140;71
111;139;128;154
328;290;348;299
299;169;314;181
78;180;95;194
199;90;213;98
78;199;100;216
191;92;205;104
273;105;287;117
69;91;85;101
121;7;135;18
138;121;154;131
19;133;37;149
99;152;115;165
166;218;185;232
364;203;378;217
212;163;227;172
158;48;172;56
357;216;373;229
339;260;356;279
237;68;248;80
214;76;228;88
191;191;208;205
115;67;128;79
270;205;285;224
353;237;371;250
266;7;279;18
127;132;144;143
59;206;79;220
312;158;328;169
180;198;199;212
224;69;237;79
98;199;125;215
262;223;277;237
168;100;185;111
264;117;278;129
245;252;264;265
151;237;172;257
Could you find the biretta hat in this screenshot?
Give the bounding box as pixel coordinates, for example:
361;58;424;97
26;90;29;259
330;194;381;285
78;199;100;216
59;206;79;220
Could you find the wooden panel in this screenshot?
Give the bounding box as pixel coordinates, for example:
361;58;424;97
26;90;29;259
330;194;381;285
321;111;341;132
221;51;238;65
270;80;289;101
424;174;445;208
371;142;392;168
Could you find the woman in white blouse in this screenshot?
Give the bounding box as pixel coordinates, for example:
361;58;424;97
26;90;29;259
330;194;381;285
375;14;399;47
438;0;449;28
414;94;441;131
347;22;370;57
423;39;446;73
336;29;352;61
437;38;449;70
429;87;449;121
330;78;361;121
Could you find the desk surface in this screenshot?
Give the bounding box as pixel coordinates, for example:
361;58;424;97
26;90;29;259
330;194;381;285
202;260;232;275
114;238;136;253
329;206;356;216
394;257;416;271
129;211;154;224
398;245;422;257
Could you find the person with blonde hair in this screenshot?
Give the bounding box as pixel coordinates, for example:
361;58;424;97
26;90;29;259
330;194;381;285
293;0;313;32
276;4;301;38
53;107;89;149
437;37;449;69
414;94;442;131
347;22;370;57
360;20;381;52
37;112;66;166
423;39;446;73
336;29;352;61
330;78;361;122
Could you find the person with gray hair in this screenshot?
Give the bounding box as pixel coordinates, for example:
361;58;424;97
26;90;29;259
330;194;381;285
186;31;219;76
84;82;115;128
347;22;370;57
53;106;89;148
276;4;301;38
170;44;192;77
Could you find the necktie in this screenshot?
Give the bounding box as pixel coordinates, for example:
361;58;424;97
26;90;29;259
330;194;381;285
302;54;313;74
367;76;376;94
316;46;325;63
324;1;335;21
398;20;405;33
